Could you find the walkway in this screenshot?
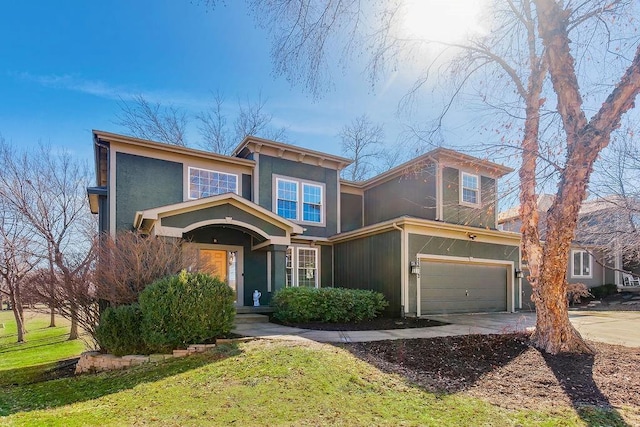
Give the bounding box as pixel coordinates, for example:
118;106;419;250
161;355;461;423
232;311;640;347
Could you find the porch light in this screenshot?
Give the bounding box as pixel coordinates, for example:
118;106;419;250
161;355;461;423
410;260;421;275
515;269;523;279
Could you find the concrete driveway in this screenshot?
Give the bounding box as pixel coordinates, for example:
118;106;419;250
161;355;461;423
424;311;640;348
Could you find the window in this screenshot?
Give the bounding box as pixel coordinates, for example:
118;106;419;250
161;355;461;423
460;172;480;206
189;167;238;199
285;247;318;288
572;250;591;278
276;179;298;220
274;176;324;224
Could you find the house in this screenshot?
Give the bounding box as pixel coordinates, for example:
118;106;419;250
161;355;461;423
498;195;629;309
87;130;523;316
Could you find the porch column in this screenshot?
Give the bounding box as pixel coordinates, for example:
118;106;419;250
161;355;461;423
270;245;288;293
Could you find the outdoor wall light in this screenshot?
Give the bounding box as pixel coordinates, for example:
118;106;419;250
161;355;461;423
467;233;477;240
515;269;524;279
410;261;421;275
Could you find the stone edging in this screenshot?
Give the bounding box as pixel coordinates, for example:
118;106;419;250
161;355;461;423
75;344;217;374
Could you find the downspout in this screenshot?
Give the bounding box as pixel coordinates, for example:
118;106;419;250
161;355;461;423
392;222;406;317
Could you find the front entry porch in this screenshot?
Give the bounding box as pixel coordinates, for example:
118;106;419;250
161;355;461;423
133;193;303;307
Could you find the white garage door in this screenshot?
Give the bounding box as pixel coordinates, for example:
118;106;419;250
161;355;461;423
420;261;508;315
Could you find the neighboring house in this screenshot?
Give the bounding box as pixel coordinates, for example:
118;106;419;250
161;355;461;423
88;130;522;316
499;195;629;309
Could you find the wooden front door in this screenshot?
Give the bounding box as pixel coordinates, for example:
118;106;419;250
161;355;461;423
199;249;227;281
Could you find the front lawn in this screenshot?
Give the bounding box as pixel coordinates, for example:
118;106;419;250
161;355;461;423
0;310;86;386
1;338;605;426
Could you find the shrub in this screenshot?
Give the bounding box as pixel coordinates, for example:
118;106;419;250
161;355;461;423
566;282;591;304
272;287;388;323
95;304;147;356
590;283;618;299
139;270;235;353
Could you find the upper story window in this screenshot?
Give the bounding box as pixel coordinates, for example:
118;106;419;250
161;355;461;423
189;167;238;199
275;176;324;225
571;249;592;278
460;171;480;206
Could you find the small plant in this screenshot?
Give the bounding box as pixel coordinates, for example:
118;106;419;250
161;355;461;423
95;304;147;356
566;282;592;304
589;283;618;299
272;287;388;323
139;270;235;353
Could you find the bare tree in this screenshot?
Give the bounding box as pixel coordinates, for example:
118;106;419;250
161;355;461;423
95;231;198;305
197;91;235;155
0;200;38;343
0;142;95;340
339;114;384;181
233;93;288;143
207;0;640;353
116;94;188;146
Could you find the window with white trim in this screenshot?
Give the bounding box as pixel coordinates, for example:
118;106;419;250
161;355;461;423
189;167;238;199
276;178;298;220
285;247;318;288
460;172;480;206
275;177;324;224
572;250;592;278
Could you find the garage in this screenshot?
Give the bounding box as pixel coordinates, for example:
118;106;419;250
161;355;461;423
419;260;509;315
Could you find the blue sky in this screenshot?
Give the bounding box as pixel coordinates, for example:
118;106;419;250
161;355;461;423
0;1;434;164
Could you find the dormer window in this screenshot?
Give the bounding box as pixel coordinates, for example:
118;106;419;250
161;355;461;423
189;167;238;199
460;171;480;207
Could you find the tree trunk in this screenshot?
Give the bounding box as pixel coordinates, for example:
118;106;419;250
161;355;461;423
9;289;26;343
68;304;79;340
49;306;56;328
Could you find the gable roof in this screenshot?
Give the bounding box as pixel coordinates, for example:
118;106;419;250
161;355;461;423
341;147;514;190
134;192;304;237
232;135;352;170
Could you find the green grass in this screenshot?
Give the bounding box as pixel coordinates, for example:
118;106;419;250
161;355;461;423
0;311;632;426
0;310;86;386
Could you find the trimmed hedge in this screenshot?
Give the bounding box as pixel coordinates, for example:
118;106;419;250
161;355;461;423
272;287;388;323
139;271;236;353
95;304;146;357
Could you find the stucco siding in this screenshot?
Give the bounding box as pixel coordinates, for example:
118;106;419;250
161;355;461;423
340;193;363;232
364;166;436;226
115;153;183;231
258;154;338;237
441;167;497;229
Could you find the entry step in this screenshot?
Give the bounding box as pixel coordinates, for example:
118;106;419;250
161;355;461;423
236;306;274;314
235;313;270;324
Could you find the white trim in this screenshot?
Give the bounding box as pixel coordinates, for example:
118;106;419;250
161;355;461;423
267;251;272;292
570;249;593;279
459;171;481;208
253;153;260;204
273;174;326;227
187;166;239;200
336;170;341;234
416;253;515;316
285;246;320;288
436;163;443;220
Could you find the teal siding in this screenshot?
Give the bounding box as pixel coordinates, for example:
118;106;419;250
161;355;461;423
258;154;338;237
184;226;270;306
242;174;252;200
340;193;363;232
441;167;497;229
364;164;436;225
408;234;520;313
115;153;183;231
334;231;402;316
161;204;286;237
321;245;333;288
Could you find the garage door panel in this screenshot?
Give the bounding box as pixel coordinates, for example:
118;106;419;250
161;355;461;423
420;261;508;314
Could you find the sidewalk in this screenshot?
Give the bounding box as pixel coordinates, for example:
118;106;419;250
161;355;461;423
232;312;536;343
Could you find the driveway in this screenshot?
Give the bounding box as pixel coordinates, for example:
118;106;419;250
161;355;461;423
424;311;640;348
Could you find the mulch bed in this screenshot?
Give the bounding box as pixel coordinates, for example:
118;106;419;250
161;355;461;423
271;317;447;331
572;291;640;311
346;333;640;413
